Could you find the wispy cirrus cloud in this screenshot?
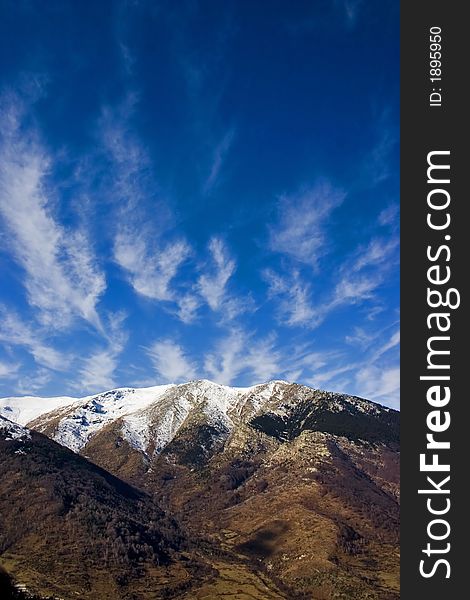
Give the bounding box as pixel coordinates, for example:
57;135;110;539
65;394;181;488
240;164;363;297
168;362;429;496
147;339;197;383
196;236;252;322
75;312;128;393
304;326;400;405
348;236;399;273
378;203;399;228
345;326;378;349
77;350;122;392
306;363;358;390
328;236;399;309
114;231;191;303
197;237;235;311
265;234;398;329
269;181;346;267
98;94;173;236
100;96;198;321
355;365;399;408
98;99;246;326
14;367;53;396
115;230;249;324
203;128;235;195
0;92;106;330
146;330;318;389
330;273;380;307
0;360;20;379
175;293;201;324
369;329;399;362
263;269;319;328
0;307;69;371
204;328;280;385
99;93;148;187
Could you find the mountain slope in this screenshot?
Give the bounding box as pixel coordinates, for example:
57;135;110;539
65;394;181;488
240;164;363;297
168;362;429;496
0;395;78;426
0;416;292;600
0;385;176;449
1;381;400;599
6;380;398;456
0;416;191;599
80;381;399;599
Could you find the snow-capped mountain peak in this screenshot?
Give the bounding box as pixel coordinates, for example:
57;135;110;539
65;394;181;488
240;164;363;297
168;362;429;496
0;379;394;455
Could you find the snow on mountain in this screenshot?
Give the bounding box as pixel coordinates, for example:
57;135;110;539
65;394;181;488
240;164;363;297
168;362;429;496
0;395;78;426
30;384;175;453
121;380;256;455
0;379;392;456
0;415;31;441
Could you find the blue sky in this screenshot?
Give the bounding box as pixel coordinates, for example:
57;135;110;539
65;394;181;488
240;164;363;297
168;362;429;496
0;0;399;407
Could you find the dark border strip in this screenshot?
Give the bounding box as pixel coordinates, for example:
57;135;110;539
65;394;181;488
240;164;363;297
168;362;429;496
401;2;467;597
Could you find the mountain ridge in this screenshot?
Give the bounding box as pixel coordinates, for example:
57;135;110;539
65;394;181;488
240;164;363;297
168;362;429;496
0;380;397;456
1;380;400;599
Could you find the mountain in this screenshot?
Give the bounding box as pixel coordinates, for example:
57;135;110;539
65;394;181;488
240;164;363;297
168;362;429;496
0;415;190;599
1;381;400;599
3;380;398;454
0;415;287;599
0;395;79;426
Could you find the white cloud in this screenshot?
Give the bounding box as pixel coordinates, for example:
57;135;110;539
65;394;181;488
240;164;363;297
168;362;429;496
366;305;386;321
378;204;399;227
325;237;399;313
147;339;197;383
345;326;376;349
98;95;172;228
264;269;319;328
269;181;345;267
203;129;235;194
322;328;400;407
203;330;245;384
100;101;244;325
197;237;248;320
355;365;400;409
367;128;396;184
370;330;400;362
204;329;280;385
100;97;195;319
119;42;136;75
349;237;399;273
175;293;201;324
264;235;397;331
113;214;247;327
100;94;147;183
0;94;106;330
331;274;380;306
0;307;68;371
304;354;400;409
75;312;128;393
0;360;19;379
249;337;282;383
293;324;400;407
114;230;191;303
15;367;52;395
306;363;358;390
78;349;121;392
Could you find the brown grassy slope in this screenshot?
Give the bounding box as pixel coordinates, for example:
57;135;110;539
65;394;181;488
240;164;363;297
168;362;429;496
0;419;290;600
83;422;400;599
0;423;203;600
